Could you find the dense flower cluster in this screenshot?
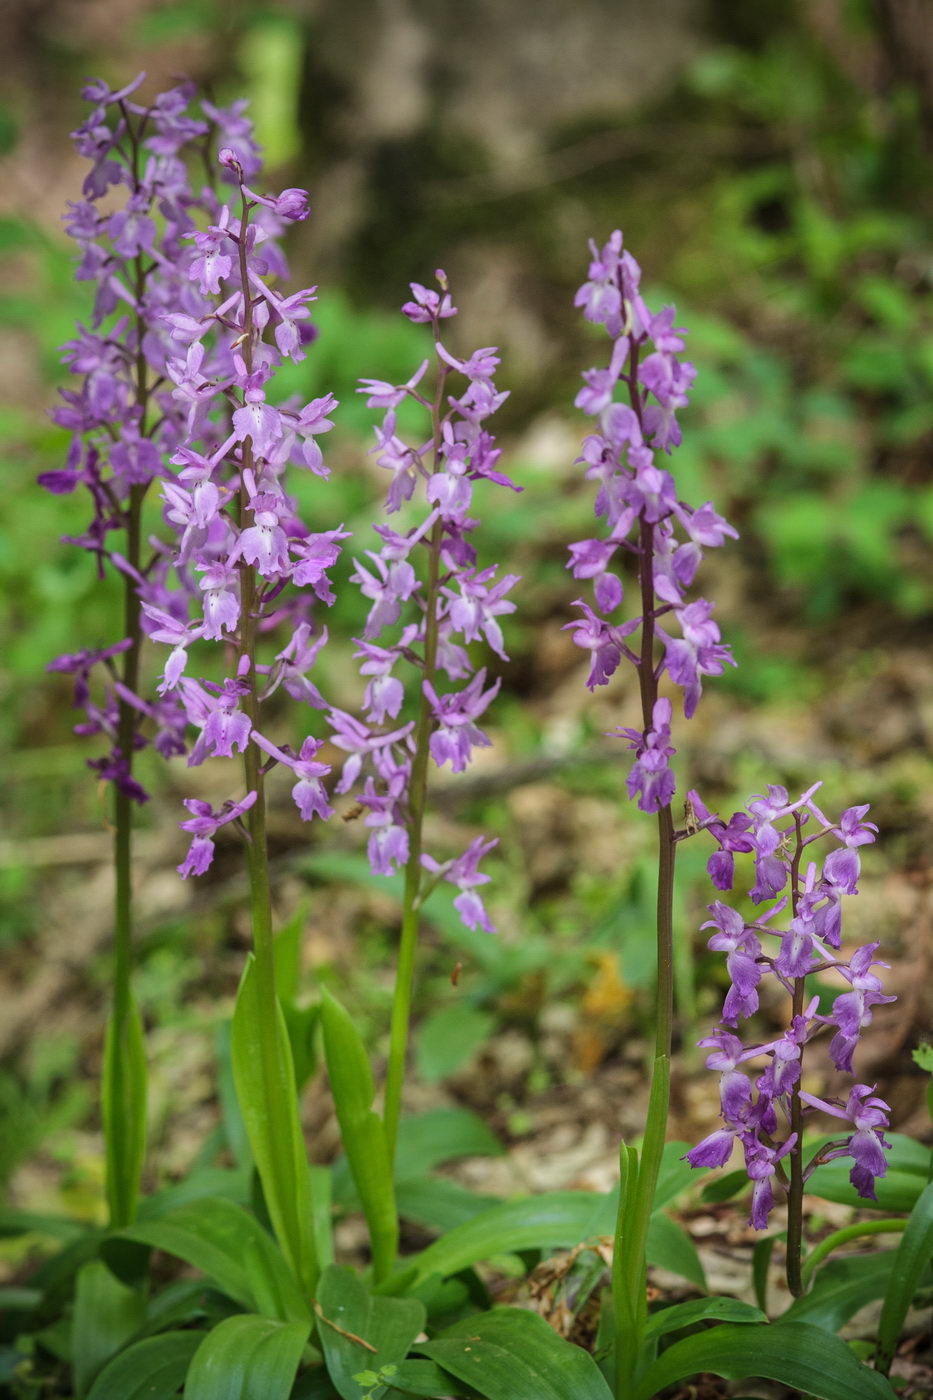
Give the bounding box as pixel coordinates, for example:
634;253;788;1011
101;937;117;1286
44;75;277;802
143;148;344;876
329;272;519;932
565;231;737;809
685;783;894;1223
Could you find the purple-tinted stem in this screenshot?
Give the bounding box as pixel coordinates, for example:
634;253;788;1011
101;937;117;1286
233;187;276;1000
786;812;807;1296
384;335;449;1165
110;108;150;1225
629;336;676;1069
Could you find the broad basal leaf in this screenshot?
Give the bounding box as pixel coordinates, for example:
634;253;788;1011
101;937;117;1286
185;1314;310;1400
316;1265;425;1400
416;1306;612;1400
232;954;318;1294
86;1331;201;1400
632;1321;896;1400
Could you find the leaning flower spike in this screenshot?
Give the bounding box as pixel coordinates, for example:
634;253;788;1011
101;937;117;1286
146;147;343;1294
334;271;519;1169
685;784;893;1296
566;231;738;1396
45;76;268;1228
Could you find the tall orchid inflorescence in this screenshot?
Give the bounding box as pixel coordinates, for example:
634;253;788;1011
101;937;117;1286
141;145;341;1296
332;272;519;1157
566;230;894;1322
44;75;275;1228
46;74;270;804
144;147;343;870
685;782;893;1292
566;229;737;802
564;230;740;1392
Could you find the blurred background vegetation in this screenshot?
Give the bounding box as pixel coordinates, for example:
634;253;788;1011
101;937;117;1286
1;0;931;1227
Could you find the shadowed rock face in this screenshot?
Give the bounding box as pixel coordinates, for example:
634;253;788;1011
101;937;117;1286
300;0;702;153
294;0;705;382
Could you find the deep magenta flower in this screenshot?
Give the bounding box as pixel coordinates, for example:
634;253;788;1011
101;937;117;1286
684;784;893;1223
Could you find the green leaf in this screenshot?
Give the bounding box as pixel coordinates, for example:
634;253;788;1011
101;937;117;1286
415;1005;495;1082
395;1177;501;1232
320;990;398;1283
316;1265;425;1400
123;1278;214;1344
786;1252;898;1333
138;1164;250;1218
72;1260;146;1396
85;1331;201;1400
216;1020;251;1171
102;996;147;1229
752;1234;780;1314
185;1314;310;1400
417;1306;612;1400
643;1296;766;1340
408;1192;615;1283
386;1359;474;1396
652;1142;706;1210
110;1197;308;1322
310;1164;336;1271
646;1213;706;1291
806;1165;924;1213
0;1209;88;1241
876;1180;933;1374
632;1321;896;1400
395;1108;503;1177
332;1107;502;1208
700;1169;748;1205
273;905;306;1004
282;1000;322;1093
232;954;318;1293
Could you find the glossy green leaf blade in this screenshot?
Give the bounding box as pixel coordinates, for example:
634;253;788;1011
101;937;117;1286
232;953;318;1294
102;996;147;1229
111;1197;308;1321
701;1169;748;1205
72;1260;146;1397
417;1306;612;1400
646;1212;707;1291
409;1191;615;1283
386;1359;474;1397
752;1233;780;1314
85;1331;201;1400
805;1134;929;1213
332;1107;502;1207
185;1314;310;1400
316;1264;425;1400
273;904;305;1005
395;1177;500;1232
876;1180;933;1374
643;1296;766;1340
320;990;398;1283
652;1141;706;1211
632;1321;897;1400
785;1251;897;1333
395;1108;504;1177
310;1163;335;1271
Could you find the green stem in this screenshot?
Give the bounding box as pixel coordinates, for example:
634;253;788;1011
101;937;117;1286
800;1219;906;1290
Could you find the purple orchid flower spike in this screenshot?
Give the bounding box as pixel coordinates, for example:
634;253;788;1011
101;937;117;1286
684;783;894;1265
